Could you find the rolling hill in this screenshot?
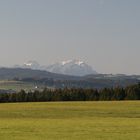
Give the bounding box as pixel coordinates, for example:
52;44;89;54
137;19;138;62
0;67;139;89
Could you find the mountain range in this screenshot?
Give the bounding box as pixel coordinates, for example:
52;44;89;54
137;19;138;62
0;60;138;89
0;67;139;89
15;60;97;76
46;60;97;76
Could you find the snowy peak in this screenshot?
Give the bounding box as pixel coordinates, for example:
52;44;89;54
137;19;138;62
61;60;84;66
75;60;84;66
61;60;72;65
14;60;98;76
46;60;97;76
23;61;41;70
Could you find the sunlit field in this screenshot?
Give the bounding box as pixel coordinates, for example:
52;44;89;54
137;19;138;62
0;101;140;140
0;80;45;92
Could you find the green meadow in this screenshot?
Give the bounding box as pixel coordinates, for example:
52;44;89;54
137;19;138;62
0;101;140;140
0;80;45;92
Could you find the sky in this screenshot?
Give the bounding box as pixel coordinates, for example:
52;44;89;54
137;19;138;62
0;0;140;74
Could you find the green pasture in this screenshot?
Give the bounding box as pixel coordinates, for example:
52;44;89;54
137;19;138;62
0;101;140;140
0;80;45;92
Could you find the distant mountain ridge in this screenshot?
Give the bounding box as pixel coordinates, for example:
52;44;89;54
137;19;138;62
0;67;139;88
0;67;79;80
15;60;97;76
15;61;43;70
46;60;97;76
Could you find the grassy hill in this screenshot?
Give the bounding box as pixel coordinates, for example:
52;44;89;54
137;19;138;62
0;101;139;140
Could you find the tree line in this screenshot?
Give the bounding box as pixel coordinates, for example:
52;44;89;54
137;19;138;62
0;83;140;103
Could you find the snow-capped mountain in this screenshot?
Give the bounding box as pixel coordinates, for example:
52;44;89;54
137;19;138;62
23;61;41;70
46;60;97;76
14;61;44;70
15;60;97;76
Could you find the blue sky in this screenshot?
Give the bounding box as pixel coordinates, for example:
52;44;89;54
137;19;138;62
0;0;140;74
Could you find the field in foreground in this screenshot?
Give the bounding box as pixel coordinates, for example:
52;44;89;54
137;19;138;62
0;101;140;140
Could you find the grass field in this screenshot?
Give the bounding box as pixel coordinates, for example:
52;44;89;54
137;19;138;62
0;101;140;140
0;80;45;92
